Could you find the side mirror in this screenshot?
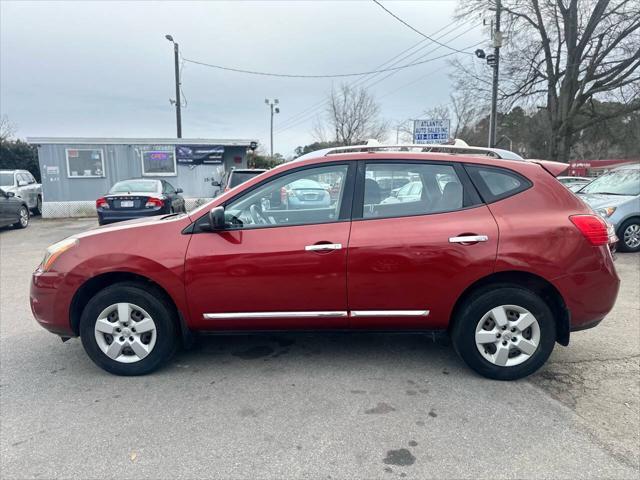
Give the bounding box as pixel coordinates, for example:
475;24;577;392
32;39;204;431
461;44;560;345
175;188;183;194
17;180;28;187
208;206;226;231
5;191;15;198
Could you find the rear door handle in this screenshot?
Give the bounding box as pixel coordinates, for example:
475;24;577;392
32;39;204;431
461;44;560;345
449;235;489;243
305;243;342;252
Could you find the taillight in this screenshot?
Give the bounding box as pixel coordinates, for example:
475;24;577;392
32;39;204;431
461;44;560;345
570;214;609;246
96;197;109;209
145;197;164;208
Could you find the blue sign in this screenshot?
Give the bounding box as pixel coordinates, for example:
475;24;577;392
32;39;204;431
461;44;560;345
413;119;450;144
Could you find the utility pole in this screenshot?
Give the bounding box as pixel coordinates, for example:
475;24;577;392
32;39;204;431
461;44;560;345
265;98;280;157
488;0;502;148
165;35;182;138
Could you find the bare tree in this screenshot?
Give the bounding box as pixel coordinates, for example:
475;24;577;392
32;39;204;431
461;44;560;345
314;84;388;145
455;0;640;162
0;115;16;144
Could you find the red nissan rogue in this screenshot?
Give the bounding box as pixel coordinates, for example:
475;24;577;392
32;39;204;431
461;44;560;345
30;145;620;380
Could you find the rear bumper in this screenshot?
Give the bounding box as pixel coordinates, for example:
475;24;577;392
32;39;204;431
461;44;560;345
553;247;620;331
97;207;166;225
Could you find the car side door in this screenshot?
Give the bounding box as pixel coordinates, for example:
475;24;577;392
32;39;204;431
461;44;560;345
162;180;183;212
16;173;34;208
184;162;355;331
347;160;499;330
0;189;9;226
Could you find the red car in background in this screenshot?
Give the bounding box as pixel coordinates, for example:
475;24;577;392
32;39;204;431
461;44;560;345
30;145;619;380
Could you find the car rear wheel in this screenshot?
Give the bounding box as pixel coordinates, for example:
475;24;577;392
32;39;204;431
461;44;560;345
35;195;42;215
451;286;556;380
13;206;29;229
617;219;640;253
80;282;178;375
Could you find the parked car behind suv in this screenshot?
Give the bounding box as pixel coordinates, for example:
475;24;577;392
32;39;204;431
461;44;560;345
96;178;186;225
577;164;640;252
31;145;619;380
223;168;267;192
0;188;30;229
0;169;42;215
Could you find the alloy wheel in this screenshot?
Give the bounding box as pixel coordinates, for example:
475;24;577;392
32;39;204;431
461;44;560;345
94;302;157;363
19;207;29;227
623;223;640;249
474;305;541;367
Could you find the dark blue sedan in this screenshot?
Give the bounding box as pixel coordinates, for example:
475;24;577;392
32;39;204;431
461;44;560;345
96;179;186;225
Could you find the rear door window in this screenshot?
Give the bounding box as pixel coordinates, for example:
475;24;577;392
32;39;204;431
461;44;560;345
465;165;531;203
360;162;478;219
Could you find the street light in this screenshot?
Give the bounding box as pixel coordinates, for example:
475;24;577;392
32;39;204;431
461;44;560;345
265;98;280;158
165;34;182;138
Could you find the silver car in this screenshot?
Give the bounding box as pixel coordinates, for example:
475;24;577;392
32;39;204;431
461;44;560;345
0;169;42;214
577;164;640;252
558;176;592;192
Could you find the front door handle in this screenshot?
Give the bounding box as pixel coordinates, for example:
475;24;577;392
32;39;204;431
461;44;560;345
305;243;342;252
449;235;489;244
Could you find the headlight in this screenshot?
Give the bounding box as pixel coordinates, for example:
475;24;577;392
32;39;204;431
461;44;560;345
597;206;617;218
40;237;79;272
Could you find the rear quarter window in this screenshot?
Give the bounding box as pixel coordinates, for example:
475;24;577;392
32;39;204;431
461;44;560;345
465;165;532;203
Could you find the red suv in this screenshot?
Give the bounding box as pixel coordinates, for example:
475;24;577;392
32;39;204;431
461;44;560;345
30;146;620;379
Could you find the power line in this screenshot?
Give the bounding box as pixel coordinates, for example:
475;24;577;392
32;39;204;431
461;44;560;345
275;18;470;131
183;47;472;79
275;18;478;133
372;0;473;55
275;27;482;134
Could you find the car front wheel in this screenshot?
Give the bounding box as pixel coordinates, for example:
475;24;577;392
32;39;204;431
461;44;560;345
80;282;178;375
451;286;556;380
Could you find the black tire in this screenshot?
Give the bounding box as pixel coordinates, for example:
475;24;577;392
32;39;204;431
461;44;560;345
79;282;179;375
34;195;42;216
616;218;640;253
13;205;29;229
451;285;556;381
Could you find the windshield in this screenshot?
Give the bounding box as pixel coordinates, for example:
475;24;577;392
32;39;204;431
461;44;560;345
0;173;14;186
228;171;263;188
580;168;640;196
109;180;159;193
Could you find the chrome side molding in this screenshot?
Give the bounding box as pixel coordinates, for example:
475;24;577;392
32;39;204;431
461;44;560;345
204;310;429;320
203;311;348;320
350;310;430;317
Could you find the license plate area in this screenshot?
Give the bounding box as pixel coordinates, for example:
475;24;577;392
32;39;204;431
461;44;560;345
120;200;134;208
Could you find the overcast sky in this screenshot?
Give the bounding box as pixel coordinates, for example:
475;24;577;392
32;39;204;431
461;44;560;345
1;0;487;156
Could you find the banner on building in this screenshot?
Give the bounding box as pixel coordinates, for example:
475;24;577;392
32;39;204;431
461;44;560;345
176;145;225;165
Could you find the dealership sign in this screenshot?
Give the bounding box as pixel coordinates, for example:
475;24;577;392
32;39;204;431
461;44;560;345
176;145;225;165
413;119;450;144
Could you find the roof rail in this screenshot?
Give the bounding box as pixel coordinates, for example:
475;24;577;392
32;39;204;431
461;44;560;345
321;144;524;160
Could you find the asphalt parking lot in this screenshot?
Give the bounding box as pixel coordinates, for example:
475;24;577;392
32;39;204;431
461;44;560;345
1;218;638;479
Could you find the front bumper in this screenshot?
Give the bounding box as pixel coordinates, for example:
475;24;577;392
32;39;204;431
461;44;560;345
30;270;76;337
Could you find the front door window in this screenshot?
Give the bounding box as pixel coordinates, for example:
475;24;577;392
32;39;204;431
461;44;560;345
224;164;349;229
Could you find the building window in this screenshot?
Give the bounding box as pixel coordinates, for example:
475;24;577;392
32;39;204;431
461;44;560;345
66;149;105;178
141;147;177;176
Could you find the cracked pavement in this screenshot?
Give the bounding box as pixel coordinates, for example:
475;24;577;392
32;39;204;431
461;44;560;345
1;218;638;479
